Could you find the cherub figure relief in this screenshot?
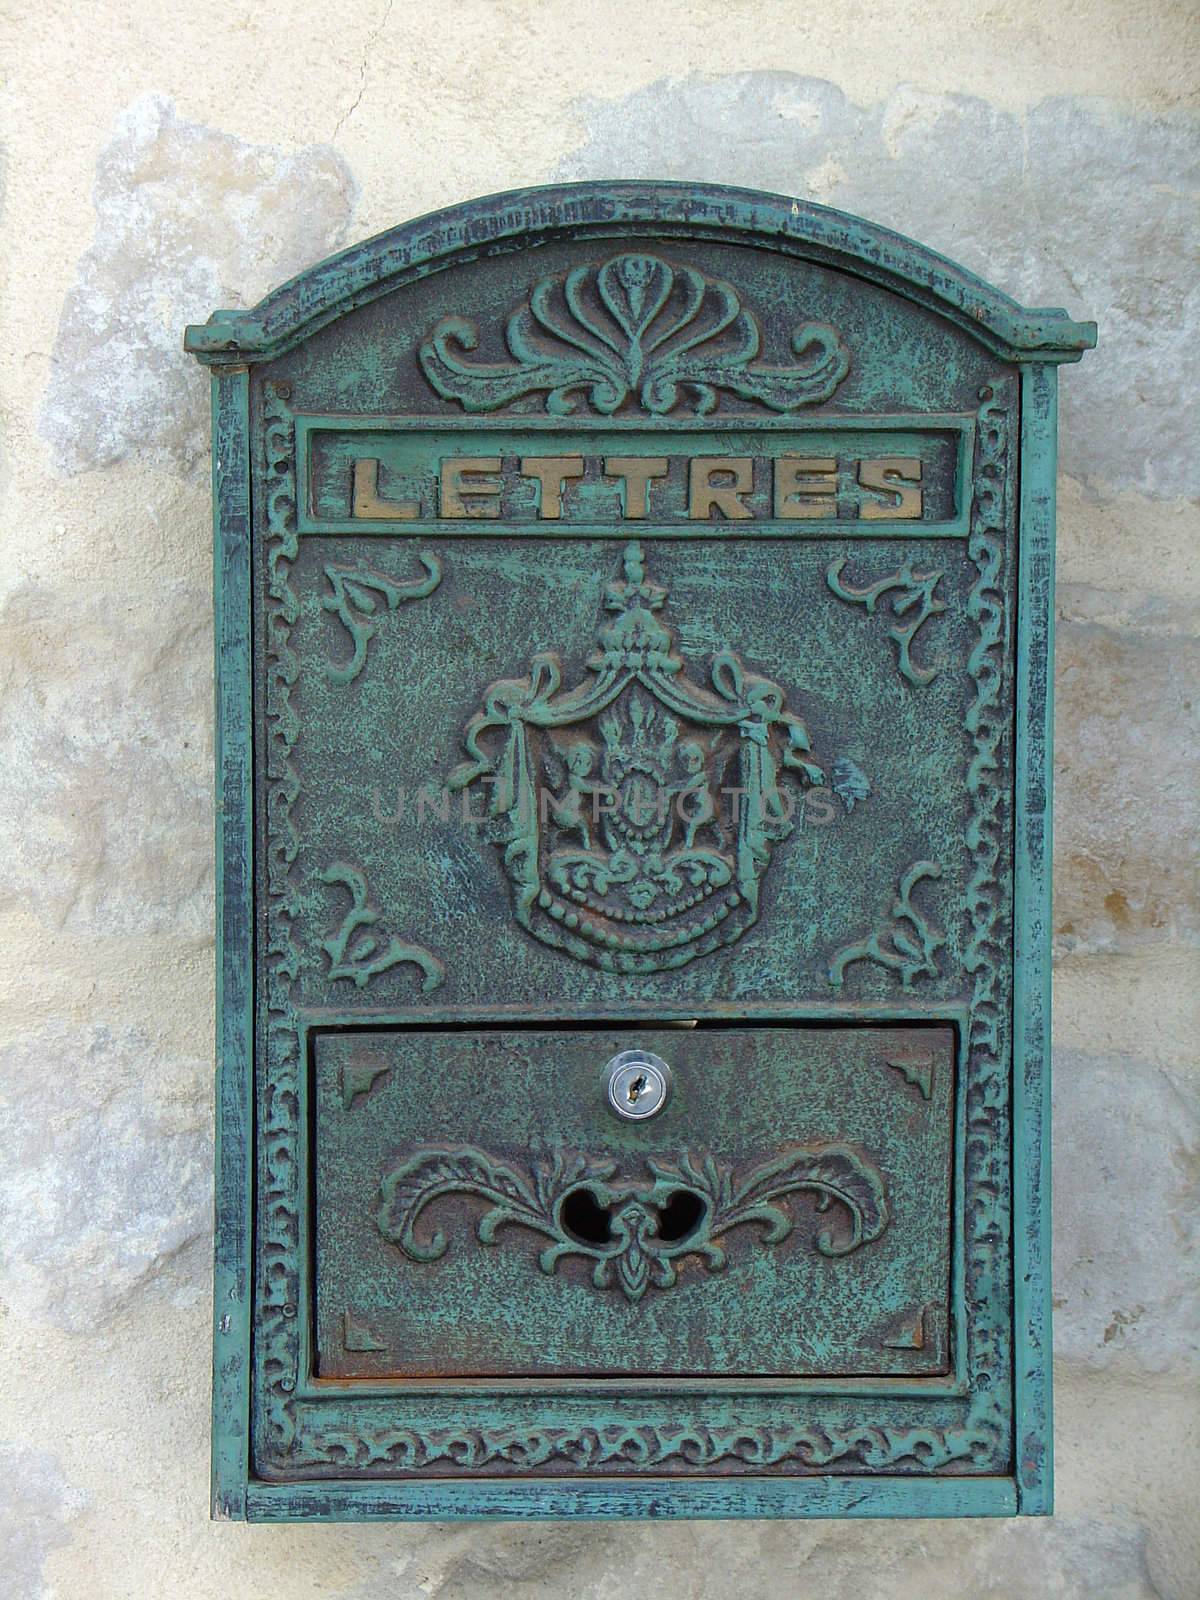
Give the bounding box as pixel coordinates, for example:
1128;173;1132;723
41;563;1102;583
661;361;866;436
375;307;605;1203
675;738;724;851
545;739;601;850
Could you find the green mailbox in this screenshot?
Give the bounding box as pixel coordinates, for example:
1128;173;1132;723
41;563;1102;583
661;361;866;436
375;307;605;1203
186;182;1095;1522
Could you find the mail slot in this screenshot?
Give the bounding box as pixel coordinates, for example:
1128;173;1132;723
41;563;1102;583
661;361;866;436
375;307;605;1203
186;181;1095;1521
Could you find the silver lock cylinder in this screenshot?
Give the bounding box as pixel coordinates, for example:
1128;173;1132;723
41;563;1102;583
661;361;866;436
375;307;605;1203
604;1049;672;1121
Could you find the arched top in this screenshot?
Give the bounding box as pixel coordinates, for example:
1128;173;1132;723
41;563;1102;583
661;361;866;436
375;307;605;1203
183;180;1096;367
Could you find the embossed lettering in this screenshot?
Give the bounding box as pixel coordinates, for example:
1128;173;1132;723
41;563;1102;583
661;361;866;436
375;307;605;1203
519;455;585;519
603;455;669;518
440;456;502;517
352;457;420;520
858;456;923;519
774;455;837;517
688;457;754;519
315;442;952;524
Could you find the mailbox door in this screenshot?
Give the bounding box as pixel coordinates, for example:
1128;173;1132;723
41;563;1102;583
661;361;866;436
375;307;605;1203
192;184;1094;1520
314;1024;957;1381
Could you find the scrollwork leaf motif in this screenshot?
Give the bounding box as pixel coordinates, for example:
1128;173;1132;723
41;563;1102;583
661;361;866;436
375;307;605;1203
322;554;442;684
419;253;850;417
826;556;947;685
320;861;445;993
701;1143;889;1258
376;1141;888;1302
377;1146;617;1261
828;860;945;991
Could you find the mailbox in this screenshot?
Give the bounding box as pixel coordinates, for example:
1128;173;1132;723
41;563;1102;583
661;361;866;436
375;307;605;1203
186;182;1095;1522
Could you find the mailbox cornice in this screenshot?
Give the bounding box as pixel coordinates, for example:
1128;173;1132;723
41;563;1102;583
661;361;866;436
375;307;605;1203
183;180;1097;367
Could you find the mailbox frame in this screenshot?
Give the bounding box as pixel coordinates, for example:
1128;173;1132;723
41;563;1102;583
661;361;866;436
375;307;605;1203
187;181;1095;1522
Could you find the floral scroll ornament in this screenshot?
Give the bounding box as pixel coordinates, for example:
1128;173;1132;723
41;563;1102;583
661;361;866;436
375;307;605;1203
320;862;445;993
376;1143;889;1303
419;252;850;416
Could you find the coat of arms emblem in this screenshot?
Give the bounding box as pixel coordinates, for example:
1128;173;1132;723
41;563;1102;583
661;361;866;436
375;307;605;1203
450;542;825;972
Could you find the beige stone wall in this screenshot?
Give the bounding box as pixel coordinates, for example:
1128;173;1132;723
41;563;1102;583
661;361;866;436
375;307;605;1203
0;2;1196;1594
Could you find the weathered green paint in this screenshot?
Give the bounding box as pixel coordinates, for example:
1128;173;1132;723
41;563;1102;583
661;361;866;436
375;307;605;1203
188;181;1094;1523
244;1472;1019;1521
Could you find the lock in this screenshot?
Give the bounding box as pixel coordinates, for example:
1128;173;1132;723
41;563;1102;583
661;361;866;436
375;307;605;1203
604;1049;672;1121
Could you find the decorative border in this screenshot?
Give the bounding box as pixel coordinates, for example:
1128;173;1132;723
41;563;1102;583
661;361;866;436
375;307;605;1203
257;381;305;1463
953;377;1017;1468
281;1419;980;1476
250;380;1014;1482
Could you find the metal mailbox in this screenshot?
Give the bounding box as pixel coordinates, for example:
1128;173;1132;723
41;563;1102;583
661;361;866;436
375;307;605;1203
186;181;1095;1522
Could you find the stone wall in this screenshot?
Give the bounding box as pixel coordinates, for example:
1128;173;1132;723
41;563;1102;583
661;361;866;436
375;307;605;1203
0;2;1195;1595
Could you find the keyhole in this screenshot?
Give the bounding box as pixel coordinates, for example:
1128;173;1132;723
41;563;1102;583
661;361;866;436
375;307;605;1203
604;1050;671;1121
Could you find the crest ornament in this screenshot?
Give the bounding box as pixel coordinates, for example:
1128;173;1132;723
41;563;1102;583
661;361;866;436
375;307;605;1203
419;251;850;416
449;541;826;972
